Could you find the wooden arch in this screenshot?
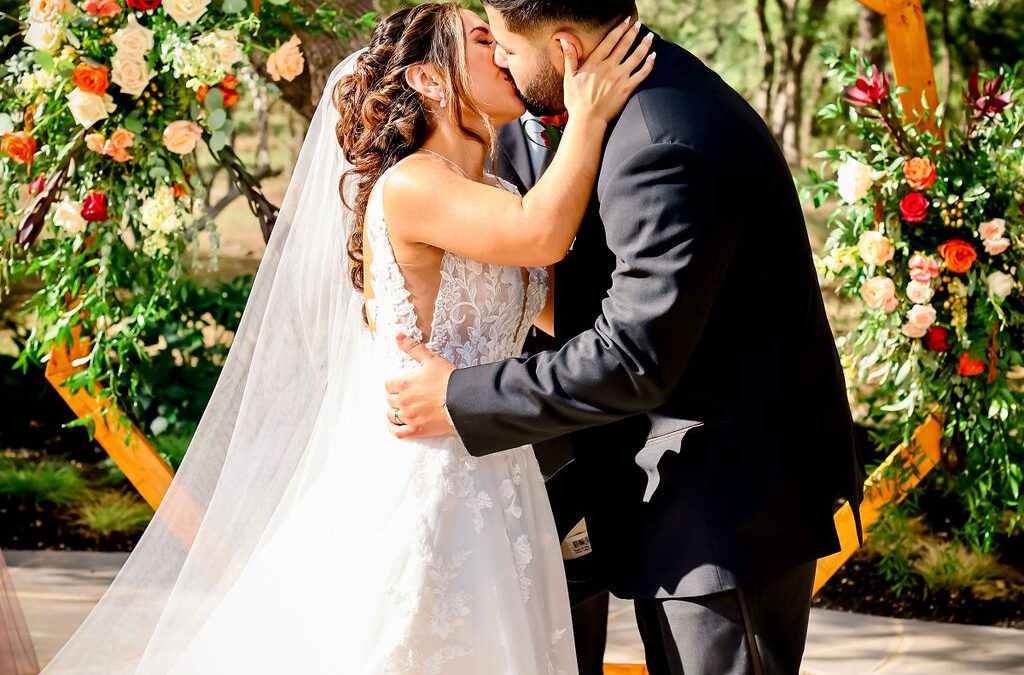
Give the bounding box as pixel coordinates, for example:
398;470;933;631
45;0;941;599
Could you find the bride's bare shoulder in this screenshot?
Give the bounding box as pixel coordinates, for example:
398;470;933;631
381;155;465;226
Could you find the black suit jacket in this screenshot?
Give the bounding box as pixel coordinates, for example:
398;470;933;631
452;36;864;599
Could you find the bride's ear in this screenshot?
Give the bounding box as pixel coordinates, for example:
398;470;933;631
405;64;445;105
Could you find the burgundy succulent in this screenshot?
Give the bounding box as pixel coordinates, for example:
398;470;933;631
964;71;1013;117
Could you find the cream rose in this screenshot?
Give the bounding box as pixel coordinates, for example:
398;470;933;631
901;304;936;338
906;280;934;305
67;87;116;128
199;29;244;68
111;54;155;96
861;276;898;313
29;0;71;23
837;158;876;204
266;35;304;82
53;198;86;234
24;21;63;54
111;14;154;57
984;237;1011;256
162;120;203;154
857;230;895;267
163;0;210;25
988;271;1016;302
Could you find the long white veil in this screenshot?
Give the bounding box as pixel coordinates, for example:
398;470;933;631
43;50;369;673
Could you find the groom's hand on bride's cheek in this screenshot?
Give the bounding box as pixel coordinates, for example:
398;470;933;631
385;333;457;440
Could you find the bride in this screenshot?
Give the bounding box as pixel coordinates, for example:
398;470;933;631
43;4;652;673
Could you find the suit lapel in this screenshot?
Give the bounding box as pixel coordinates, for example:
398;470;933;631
497;121;536;191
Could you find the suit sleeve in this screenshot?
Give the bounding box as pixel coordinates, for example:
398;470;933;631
446;141;741;455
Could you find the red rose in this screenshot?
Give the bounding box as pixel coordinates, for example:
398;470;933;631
172;183;187;198
126;0;160;9
28;175;46;195
925;326;950;352
958;353;985;377
81;191;108;222
900;192;929;222
220;74;239;90
539;111;569;128
220;86;240;108
938;239;977;274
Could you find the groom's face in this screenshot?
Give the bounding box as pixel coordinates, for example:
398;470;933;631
484;6;566;116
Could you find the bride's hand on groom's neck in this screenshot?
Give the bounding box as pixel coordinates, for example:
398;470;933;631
385;333;457;440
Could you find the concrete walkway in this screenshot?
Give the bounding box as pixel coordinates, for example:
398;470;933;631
8;550;1024;673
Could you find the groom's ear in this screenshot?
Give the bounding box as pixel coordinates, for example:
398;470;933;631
551;31;584;72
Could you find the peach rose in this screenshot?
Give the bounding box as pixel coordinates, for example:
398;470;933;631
984;237;1011;256
162;0;209;25
901;304;936;339
903;157;937;191
988;271;1016;302
85;132;106;154
87;128;134;162
909;253;941;282
72;63;109;95
81;0;122;16
857;230;895;267
861;276;898;313
2;131;37;165
162;120;203;154
266;35;304;82
978;218;1006;242
906;280;934;304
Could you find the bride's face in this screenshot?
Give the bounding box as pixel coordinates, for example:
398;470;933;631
459;8;526;125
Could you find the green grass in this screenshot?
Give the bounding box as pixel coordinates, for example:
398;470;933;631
72;490;153;539
0;457;87;505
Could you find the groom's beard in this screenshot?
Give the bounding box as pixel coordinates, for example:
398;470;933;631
513;59;565;117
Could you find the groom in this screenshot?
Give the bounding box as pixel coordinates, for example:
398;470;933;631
387;1;864;673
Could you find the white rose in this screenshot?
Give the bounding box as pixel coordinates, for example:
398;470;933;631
162;120;203;154
28;0;71;23
67;87;116;128
111;14;154;58
53;199;86;234
163;0;210;25
988;271;1016;302
199;29;244;68
906;280;934;304
266;35;304;82
24;21;63;54
837;158;876;204
111;53;155;96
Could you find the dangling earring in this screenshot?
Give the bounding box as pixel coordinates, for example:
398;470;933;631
439;91;447;110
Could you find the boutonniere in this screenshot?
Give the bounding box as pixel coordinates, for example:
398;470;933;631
523;111;569;152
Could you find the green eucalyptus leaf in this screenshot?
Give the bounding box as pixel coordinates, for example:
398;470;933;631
205;87;224;110
207;108;227;130
124;114;145;134
222;0;246;13
34;50;55;71
208;130;227;152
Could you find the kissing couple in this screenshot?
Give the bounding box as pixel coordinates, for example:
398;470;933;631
44;1;863;674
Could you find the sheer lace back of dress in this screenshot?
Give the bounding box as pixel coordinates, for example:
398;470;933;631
363;155;548;374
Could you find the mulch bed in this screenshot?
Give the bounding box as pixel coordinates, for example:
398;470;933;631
813;551;1024;629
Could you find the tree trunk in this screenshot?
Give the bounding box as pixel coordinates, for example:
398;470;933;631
253;0;376;122
858;4;887;67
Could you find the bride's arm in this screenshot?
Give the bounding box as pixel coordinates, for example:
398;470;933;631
385;21;655;268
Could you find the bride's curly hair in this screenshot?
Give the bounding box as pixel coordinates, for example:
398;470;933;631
335;3;496;295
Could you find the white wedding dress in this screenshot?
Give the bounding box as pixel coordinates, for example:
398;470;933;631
165;164;577;674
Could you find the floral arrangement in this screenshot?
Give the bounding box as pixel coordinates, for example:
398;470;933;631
0;0;372;415
521;111;568;152
808;51;1024;548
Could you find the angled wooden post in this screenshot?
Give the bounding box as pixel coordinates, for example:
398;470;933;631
858;0;939;123
45;328;173;510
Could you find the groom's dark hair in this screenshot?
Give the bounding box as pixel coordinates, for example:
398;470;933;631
483;0;637;33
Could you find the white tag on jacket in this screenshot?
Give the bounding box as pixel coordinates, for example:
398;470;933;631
561;518;592;560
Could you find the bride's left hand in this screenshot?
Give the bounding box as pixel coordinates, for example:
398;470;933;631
386;334;457;439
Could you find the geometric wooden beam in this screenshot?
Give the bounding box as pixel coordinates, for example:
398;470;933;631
858;0;940;125
813;416;943;594
45;327;173;510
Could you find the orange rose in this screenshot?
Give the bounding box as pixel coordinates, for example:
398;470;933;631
903;157;937;191
1;131;37;165
72;63;110;95
938;239;977;274
81;0;121;16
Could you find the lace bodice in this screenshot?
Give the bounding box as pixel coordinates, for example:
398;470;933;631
364;162;549;374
